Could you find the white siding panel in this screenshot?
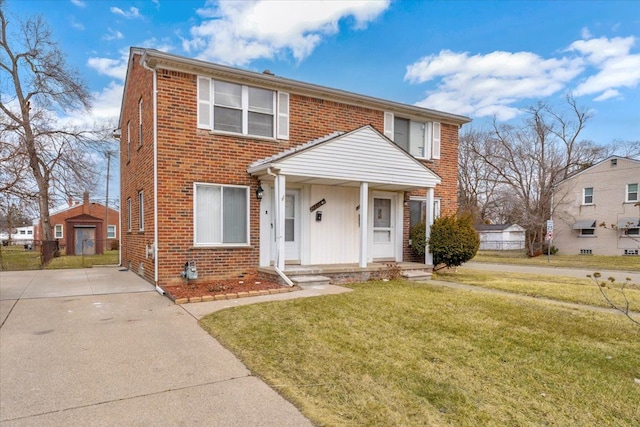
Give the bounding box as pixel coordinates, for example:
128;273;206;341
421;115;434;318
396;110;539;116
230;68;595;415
308;185;360;264
276;127;440;187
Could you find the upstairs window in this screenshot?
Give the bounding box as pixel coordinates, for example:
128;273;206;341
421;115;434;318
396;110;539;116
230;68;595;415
583;187;593;205
627;183;638;203
126;121;131;162
197;77;289;140
138;98;143;147
384;112;440;159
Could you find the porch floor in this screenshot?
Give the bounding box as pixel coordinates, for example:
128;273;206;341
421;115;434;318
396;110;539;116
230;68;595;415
258;262;433;286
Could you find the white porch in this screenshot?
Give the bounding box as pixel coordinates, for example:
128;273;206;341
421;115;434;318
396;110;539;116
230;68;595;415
247;125;441;271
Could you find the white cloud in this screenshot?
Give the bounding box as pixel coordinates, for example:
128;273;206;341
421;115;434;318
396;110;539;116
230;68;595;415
581;27;592;39
70;0;86;7
568;36;640;98
103;28;124;41
110;6;142;19
184;0;390;66
405;50;584;120
87;50;129;81
60;81;124;129
405;35;640;120
70;17;84;31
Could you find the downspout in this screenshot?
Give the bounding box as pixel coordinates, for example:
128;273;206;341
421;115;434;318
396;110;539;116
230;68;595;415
266;167;293;287
141;54;162;294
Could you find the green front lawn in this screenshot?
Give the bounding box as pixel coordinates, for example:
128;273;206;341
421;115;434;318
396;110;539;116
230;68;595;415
200;281;640;426
472;250;640;271
435;269;640;312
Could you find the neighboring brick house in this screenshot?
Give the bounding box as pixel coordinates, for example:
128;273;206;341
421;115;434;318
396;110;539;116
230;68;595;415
552;156;640;256
119;48;470;288
34;192;120;255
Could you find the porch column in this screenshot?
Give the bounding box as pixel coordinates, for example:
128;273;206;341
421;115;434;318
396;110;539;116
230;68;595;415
359;181;368;268
425;187;434;265
275;174;286;271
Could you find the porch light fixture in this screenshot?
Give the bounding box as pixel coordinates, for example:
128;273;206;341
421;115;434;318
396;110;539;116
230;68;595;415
256;183;264;200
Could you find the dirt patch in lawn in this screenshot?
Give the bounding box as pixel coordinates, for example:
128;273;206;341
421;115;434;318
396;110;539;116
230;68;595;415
163;276;295;303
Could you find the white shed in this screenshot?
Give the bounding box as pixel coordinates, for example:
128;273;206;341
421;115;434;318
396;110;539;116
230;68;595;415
476;224;526;250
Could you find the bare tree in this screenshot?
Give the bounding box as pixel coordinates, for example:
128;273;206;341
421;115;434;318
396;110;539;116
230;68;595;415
468;96;606;255
458;127;502;224
0;6;99;260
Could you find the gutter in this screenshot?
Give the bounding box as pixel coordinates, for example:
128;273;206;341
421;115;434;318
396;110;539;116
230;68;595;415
141;54;161;294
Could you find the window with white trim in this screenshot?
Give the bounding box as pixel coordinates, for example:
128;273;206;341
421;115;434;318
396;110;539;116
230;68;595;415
583;187;593;205
138;191;144;231
194;183;249;245
126;121;131;162
54;224;63;239
138;98;143;147
127;198;132;232
409;197;441;231
580;228;595;236
627;183;638;203
107;225;116;239
197;77;289;140
384;112;440;159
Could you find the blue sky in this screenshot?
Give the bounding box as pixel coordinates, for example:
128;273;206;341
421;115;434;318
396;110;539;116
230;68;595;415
5;0;640;146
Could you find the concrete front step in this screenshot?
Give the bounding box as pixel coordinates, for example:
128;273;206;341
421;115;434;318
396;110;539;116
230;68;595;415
290;275;332;287
401;270;433;281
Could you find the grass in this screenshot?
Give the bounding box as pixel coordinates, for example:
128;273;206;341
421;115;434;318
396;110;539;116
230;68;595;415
46;249;119;269
200;281;640;426
0;245;119;270
472;250;640;271
435;269;640;312
0;245;41;270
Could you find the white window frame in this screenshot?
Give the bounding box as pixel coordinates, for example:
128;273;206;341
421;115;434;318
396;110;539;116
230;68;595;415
409;196;441;230
197;77;289;140
138;191;144;231
579;228;595;237
385;112;440;159
54;224;63;239
138;98;143;147
127;197;132;232
583;187;594;205
626;183;638;203
193;182;250;247
126;121;131;162
107;225;117;239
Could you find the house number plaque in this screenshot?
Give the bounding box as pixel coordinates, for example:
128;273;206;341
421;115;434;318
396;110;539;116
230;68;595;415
309;199;326;212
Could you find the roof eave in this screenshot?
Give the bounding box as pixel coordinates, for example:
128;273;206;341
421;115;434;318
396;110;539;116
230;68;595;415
140;49;472;126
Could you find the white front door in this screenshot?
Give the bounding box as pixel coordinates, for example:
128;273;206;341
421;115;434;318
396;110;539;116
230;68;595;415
372;195;396;260
284;190;301;262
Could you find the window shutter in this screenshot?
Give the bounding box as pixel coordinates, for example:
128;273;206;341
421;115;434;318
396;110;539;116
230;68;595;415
277;92;289;140
432;122;441;159
383;112;394;140
197;77;212;129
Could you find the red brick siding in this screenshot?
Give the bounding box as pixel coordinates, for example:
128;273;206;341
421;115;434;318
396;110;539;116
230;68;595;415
120;53;460;286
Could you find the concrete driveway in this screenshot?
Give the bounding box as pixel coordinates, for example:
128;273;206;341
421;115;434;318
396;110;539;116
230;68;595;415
0;267;315;426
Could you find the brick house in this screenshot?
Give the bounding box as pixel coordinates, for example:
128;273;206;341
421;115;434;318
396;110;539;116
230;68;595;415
34;192;120;255
119;48;470;288
552;156;640;256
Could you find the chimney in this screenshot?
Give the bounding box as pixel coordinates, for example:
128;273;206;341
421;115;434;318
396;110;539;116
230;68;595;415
83;192;90;214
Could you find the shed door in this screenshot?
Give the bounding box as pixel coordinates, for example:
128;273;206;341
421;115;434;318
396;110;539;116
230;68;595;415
75;227;96;255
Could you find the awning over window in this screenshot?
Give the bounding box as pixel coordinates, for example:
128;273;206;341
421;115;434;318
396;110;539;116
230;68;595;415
572;219;596;229
616;218;640;229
